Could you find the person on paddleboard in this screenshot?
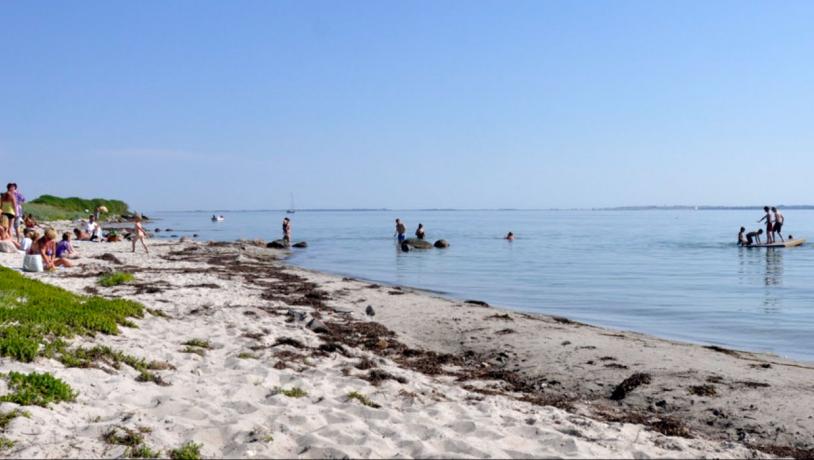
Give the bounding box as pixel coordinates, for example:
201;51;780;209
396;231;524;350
772;207;785;242
758;206;775;244
744;228;763;246
738;227;748;246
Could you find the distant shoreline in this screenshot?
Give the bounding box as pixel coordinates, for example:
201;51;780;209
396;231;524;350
145;206;814;213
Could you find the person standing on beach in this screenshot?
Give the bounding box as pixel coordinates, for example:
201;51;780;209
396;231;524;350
758;206;774;244
0;184;18;234
10;183;24;240
772;207;785;242
132;214;149;253
395;218;406;243
282;217;292;243
415;223;425;240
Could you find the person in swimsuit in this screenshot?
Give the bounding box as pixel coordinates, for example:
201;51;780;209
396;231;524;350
394;218;406;243
0;184;18;233
745;228;763;246
132;214;149;253
10;183;24;240
758;206;774;244
37;229;72;270
737;227;748;246
772;207;785;242
282;217;292;243
56;232;79;259
505;232;515;241
415;223;425;240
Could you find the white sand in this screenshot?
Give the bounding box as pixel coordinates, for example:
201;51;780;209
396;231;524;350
0;238;766;458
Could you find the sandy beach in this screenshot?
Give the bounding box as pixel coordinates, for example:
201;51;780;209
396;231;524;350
0;235;811;458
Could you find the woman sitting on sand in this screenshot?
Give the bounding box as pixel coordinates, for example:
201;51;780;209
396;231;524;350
74;228;91;241
56;232;79;259
25;229;72;272
23;214;38;230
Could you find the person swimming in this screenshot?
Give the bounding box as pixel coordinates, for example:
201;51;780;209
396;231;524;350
505;232;515;241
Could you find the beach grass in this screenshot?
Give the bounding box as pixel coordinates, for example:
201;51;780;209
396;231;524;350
347;391;381;408
169;441;202;460
0;266;144;362
275;387;308;398
127;444;161;459
102;426;144;447
0;436;14;451
99;272;135;287
0;409;29;430
0;371;77;407
181;339;211;349
25;195;129;218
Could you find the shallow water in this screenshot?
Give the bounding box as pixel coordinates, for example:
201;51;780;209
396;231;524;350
149;209;814;362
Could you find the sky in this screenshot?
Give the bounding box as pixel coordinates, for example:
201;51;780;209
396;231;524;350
1;1;813;212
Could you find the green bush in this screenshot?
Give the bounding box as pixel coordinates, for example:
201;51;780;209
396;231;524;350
169;442;202;460
0;266;144;363
27;195;129;216
0;371;77;407
128;444;161;458
99;272;135;287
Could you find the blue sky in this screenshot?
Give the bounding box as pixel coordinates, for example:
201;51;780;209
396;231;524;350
1;1;812;211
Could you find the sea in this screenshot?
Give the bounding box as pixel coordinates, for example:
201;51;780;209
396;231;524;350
146;209;814;362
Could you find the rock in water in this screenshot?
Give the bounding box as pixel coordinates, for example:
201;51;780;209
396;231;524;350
401;242;410;252
154;228;161;233
267;239;289;249
292;241;308;248
434;239;449;248
365;305;376;316
403;238;433;249
306;318;329;334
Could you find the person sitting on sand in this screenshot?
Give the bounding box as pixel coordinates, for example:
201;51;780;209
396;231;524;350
132;214;149;253
415;223;425;240
758;206;774;244
772;207;785;242
24;214;38;230
86;215;102;241
282;217;292;243
73;227;90;241
395;218;406;243
505;232;515;241
745;228;763;246
56;232;79;259
25;229;72;271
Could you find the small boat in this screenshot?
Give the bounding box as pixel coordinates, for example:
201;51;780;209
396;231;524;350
749;238;805;248
211;215;225;222
286;193;296;214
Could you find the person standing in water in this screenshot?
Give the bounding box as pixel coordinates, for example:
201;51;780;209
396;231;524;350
415;223;425;240
758;206;775;244
282;217;292;243
772;207;785;242
394;218;406;243
738;227;748;246
505;232;515;241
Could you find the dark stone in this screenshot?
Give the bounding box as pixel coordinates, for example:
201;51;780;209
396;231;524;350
403;238;433;249
365;305;376;316
306;318;330;334
165;228;173;232
401;242;410;252
292;241;308;248
171;235;178;238
192;234;199;238
434;239;449;248
154;228;161;233
267;239;289;249
464;299;490;308
286;309;307;322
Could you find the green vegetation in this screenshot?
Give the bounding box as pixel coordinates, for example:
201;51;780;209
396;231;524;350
274;387;308;398
99;272;135;287
182;339;211;349
0;371;77;407
0;266;143;362
237;352;258;359
169;441;202;460
23;195;129;221
102;426;144;447
346;391;381;408
0;436;14;451
58;345;170;386
0;409;29;431
127;444;161;459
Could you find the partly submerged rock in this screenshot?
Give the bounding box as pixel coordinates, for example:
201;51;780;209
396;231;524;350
403;238;433;249
267;239;289;249
401;242;410;252
434;239;449;248
292;241;308;248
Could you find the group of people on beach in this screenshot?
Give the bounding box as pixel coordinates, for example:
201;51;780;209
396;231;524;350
738;206;788;246
0;181;150;272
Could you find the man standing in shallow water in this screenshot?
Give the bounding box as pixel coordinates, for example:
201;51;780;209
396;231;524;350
394;218;406;243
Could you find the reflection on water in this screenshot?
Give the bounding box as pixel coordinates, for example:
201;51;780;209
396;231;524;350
763;249;784;312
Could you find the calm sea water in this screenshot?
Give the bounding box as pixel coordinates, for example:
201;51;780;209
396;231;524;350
148;210;814;362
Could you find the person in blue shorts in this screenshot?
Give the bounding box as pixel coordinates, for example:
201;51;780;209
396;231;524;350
395;218;406;243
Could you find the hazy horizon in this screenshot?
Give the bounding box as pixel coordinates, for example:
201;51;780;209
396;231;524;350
2;1;813;212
